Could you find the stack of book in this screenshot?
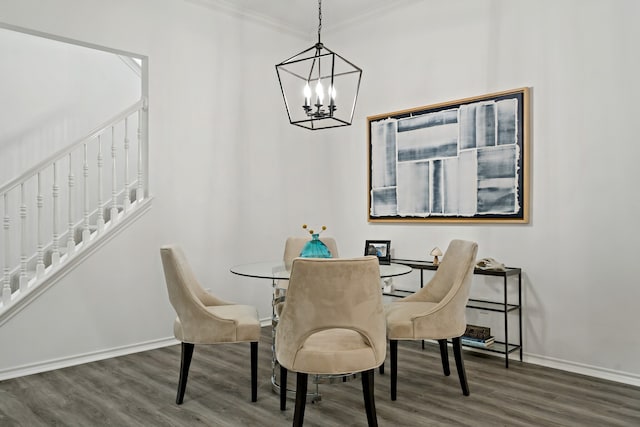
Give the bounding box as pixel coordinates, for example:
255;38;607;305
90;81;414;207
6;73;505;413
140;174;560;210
461;324;494;348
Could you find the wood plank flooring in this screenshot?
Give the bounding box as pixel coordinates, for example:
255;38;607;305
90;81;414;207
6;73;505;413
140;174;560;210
1;327;639;426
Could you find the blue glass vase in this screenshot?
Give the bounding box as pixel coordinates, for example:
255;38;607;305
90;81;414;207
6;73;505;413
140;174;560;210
300;234;332;258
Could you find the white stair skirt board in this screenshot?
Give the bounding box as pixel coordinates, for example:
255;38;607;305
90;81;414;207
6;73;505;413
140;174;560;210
0;197;153;326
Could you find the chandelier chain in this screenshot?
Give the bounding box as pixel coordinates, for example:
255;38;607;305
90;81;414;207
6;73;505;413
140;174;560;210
317;0;322;43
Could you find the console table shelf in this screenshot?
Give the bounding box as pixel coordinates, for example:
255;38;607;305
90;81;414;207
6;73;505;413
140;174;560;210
387;258;523;368
467;298;520;313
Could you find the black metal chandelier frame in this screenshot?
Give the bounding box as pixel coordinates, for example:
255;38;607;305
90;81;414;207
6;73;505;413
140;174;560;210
275;0;362;130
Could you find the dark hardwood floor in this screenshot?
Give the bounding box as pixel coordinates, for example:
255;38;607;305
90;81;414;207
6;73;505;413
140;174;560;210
1;327;639;426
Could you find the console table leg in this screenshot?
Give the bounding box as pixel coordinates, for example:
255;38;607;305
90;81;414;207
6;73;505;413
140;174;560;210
504;276;509;368
518;272;523;362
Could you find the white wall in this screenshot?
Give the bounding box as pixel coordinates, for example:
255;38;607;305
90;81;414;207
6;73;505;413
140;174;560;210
1;0;639;386
321;0;640;383
0;0;327;377
0;27;141;184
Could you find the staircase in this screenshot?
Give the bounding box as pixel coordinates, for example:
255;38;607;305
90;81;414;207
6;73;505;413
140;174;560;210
0;98;150;324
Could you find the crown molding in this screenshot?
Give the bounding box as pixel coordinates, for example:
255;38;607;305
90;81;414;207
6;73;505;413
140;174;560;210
184;0;312;39
184;0;420;41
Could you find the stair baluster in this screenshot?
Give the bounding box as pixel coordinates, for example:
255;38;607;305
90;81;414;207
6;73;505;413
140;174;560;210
66;153;75;256
96;135;105;232
123;118;131;213
2;194;10;305
36;172;45;278
82;143;90;244
51;162;61;266
110;126;118;224
136;110;144;203
19;183;27;291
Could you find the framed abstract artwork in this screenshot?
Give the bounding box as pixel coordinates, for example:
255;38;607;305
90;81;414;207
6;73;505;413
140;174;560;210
367;87;530;223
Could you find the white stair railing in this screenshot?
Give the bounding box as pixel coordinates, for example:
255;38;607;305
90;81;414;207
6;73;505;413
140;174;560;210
0;98;148;315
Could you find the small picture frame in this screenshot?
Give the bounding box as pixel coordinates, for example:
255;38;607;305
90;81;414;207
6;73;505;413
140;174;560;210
365;240;391;265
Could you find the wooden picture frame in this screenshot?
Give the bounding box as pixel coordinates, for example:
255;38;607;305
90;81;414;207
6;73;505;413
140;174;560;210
367;87;530;223
364;240;391;265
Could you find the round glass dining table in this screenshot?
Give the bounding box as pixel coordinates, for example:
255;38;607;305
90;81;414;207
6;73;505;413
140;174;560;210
230;260;412;281
230;259;412;401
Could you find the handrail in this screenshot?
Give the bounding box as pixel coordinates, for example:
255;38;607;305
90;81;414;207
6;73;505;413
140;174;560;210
0;98;146;195
1;96;149;314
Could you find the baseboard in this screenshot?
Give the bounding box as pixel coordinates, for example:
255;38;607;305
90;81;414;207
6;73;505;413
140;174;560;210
524;353;640;388
415;340;640;389
7;323;635;388
0;335;178;381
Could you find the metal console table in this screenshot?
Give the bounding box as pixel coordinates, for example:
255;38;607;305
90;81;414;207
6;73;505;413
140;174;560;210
387;258;522;368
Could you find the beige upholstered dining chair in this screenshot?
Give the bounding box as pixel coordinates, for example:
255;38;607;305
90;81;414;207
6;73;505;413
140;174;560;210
276;257;386;427
275;235;339;310
385;239;478;399
160;244;261;404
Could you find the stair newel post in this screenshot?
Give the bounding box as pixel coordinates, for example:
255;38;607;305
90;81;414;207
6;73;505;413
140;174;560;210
51;162;60;266
2;193;11;305
66;153;75;255
96;135;105;232
110;126;118;224
123;117;131;213
36;172;45;278
82;143;90;244
136;108;144;203
19;183;28;292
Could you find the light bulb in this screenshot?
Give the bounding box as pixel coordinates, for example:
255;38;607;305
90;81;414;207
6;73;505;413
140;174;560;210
315;80;324;104
303;82;311;106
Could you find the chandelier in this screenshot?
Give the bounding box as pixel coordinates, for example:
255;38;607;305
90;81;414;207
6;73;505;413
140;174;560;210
275;0;362;130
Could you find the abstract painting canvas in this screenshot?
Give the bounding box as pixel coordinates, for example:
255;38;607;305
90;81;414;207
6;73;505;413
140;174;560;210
368;88;530;223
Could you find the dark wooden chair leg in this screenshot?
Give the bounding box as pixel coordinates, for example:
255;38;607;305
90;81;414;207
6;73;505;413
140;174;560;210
438;339;450;376
176;342;194;404
390;339;398;401
280;365;288;411
452;337;470;396
379;362;384;375
361;369;378;427
251;341;258;402
293;373;308;427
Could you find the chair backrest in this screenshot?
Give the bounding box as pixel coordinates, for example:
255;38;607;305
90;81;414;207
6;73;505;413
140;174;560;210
282;236;339;270
404;239;478;337
276;256;386;370
407;239;478;306
160;245;235;341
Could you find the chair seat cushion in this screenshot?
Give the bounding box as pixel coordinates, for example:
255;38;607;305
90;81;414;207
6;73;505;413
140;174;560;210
290;328;379;375
385;301;439;340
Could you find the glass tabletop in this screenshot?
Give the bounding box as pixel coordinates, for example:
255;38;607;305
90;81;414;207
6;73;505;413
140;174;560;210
230;260;412;280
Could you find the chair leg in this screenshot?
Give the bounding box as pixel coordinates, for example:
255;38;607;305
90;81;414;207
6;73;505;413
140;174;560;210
390;339;398;401
379;362;384;375
251;341;258;402
176;342;194;405
438;339;450;376
293;373;308;427
280;365;288;411
361;369;378;427
452;337;470;396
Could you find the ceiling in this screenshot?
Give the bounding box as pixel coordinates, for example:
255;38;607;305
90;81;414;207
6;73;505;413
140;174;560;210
188;0;418;38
